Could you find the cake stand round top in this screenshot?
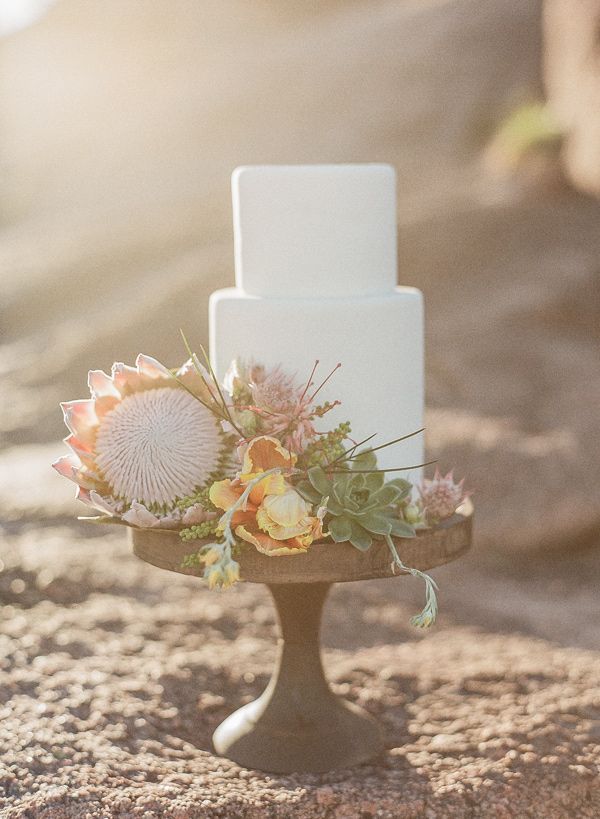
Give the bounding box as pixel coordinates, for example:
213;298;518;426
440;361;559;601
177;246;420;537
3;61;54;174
130;501;473;584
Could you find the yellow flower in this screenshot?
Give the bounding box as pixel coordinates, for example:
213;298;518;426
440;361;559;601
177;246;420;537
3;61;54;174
209;435;323;556
206;565;224;590
223;561;240;587
255;489;315;542
238;435;297;484
202;546;221;566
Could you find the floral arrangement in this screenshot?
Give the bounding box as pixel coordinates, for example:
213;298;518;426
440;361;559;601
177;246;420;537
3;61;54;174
53;339;468;628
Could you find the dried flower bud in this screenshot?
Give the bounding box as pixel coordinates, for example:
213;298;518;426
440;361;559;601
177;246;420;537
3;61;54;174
201;546;222;566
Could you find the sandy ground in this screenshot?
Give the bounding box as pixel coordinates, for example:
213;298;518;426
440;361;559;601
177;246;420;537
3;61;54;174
2;525;600;819
1;2;600;816
0;505;599;817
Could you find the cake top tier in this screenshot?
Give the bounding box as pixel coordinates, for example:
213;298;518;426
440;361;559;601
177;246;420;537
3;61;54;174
232;164;397;298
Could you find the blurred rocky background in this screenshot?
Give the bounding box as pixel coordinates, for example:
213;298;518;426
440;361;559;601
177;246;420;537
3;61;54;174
1;1;599;816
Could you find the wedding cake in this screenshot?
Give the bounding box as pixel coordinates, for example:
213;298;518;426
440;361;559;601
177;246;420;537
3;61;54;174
209;164;424;480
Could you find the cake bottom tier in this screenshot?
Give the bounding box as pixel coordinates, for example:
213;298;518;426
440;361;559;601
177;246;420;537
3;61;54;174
209;286;424;479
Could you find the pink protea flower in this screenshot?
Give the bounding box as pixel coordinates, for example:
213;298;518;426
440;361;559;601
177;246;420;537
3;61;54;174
267;407;317;454
250;366;299;414
52;354;228;524
419;469;468;525
224;358;340;454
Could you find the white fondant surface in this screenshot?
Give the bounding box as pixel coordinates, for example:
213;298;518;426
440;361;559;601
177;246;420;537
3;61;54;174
210;287;424;482
232;164;397;298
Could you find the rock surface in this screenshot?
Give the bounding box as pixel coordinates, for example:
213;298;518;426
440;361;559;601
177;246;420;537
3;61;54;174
544;0;600;195
1;523;599;818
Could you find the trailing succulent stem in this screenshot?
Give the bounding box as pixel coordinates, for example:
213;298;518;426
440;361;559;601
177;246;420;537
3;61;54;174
386;535;439;628
297;448;439;628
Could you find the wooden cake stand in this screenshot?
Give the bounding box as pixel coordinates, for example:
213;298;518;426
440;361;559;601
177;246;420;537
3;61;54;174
131;501;473;773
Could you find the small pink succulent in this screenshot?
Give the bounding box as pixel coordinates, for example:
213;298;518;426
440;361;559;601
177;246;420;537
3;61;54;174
419;469;468;525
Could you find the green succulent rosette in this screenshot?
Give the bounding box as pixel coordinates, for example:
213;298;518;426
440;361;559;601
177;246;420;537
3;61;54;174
297;450;416;550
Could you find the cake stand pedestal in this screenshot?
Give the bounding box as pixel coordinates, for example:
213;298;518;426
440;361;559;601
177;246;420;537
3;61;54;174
131;502;473;773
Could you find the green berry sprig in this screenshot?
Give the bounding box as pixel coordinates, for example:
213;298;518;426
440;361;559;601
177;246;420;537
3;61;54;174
176;484;214;513
314;401;340;418
298;421;352;469
179;518;220;541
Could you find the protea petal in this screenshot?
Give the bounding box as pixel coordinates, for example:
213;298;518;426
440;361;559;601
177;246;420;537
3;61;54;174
73;466;102;490
52;454;81;482
155;510;184;529
88;490;120;515
61;400;98;446
88;369;120;399
122;501;161;528
111;362;143;394
76;486;94;506
64;434;96;469
136;354;173;381
176;357;214;403
181;504;214;525
93;395;119;419
222;358;241;395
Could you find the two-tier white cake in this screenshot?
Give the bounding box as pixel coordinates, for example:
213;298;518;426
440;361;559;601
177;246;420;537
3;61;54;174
209;164;424;481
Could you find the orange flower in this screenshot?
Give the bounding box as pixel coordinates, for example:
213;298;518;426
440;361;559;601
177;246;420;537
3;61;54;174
209;436;323;556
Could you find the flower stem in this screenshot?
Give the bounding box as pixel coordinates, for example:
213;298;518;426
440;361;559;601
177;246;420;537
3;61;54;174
385;534;439;628
354;427;426;458
179;329;245;437
329;460;437;473
327;433;378;465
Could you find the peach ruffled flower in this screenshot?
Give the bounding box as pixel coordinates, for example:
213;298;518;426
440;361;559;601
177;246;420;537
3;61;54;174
209;436;324;556
52;354;225;523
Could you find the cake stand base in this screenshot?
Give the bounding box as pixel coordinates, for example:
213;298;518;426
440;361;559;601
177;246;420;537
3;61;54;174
128;502;473;773
213;582;382;773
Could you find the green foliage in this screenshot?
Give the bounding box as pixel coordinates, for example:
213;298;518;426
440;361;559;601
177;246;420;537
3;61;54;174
297;421;352;469
179;518;220;542
313;401;341;418
176;484;212;512
181;551;203;568
296;450;415;551
492;102;563;166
